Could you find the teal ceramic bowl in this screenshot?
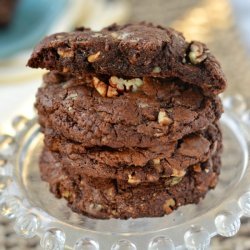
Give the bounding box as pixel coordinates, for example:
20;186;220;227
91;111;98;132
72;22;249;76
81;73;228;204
0;0;67;59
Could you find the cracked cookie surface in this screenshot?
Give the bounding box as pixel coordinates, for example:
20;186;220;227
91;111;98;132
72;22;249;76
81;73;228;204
43;123;222;182
40;148;221;219
36;71;223;148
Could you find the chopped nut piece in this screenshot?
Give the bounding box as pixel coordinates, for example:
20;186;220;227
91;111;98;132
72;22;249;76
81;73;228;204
93;77;107;97
89;203;103;212
153;158;161;165
170;177;183;186
107;86;119;97
204;168;210;173
109;76;125;92
163;198;176;214
111;210;118;216
152;66;161;73
128;174;141;185
147;175;158;182
193;164;202;173
109;76;143;92
57;48;74;58
88;51;101;63
158;109;173;126
171;168;186;177
188;41;208;64
62;191;70;198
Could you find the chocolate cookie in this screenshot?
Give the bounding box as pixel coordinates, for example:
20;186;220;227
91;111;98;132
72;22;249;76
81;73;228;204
36;71;223;148
40;148;221;219
27;23;226;96
43;123;222;183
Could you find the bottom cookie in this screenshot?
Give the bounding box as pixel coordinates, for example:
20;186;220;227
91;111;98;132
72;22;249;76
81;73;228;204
40;148;221;219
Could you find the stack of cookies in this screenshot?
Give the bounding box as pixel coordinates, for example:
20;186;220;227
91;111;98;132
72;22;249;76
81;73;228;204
28;23;226;219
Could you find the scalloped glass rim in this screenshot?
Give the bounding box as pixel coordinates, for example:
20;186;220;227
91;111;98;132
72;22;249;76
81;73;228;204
0;95;250;250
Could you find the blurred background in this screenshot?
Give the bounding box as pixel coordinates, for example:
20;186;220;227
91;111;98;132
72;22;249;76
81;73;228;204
0;0;250;249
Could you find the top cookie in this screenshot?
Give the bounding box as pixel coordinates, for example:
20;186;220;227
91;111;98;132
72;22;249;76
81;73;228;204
27;23;226;96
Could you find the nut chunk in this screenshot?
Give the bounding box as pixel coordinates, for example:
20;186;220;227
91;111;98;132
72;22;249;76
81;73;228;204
188;41;208;65
88;51;101;62
163;198;176;214
109;76;143;92
57;48;74;58
107;86;119;97
128;174;141;185
158;109;173;126
92;77;107;97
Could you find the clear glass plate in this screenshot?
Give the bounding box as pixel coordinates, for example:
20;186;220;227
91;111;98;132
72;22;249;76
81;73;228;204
0;95;250;250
